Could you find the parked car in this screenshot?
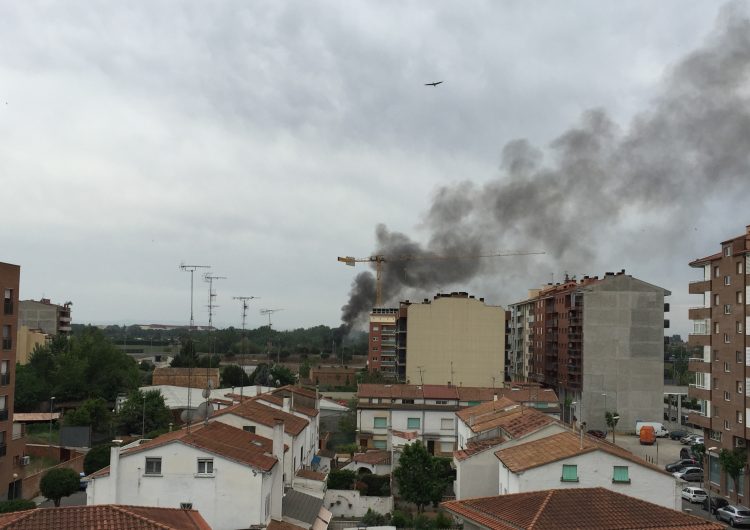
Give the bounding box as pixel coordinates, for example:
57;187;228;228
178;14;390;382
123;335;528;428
716;505;750;527
690;436;704;446
665;459;701;472
681;487;708;503
670;430;689;440
681;434;701;445
635;421;669;438
640;425;656;445
703;496;730;514
587;430;606;439
673;467;704;482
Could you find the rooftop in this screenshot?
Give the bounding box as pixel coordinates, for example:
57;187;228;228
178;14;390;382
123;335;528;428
457;400;557;438
256;394;319;417
454;436;506;461
352;450;391;465
442;488;723;530
212;397;309;436
0;504;211;530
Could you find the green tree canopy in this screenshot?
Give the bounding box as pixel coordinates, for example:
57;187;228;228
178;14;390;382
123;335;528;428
40;468;80;507
64;398;112;435
719;448;747;502
393;441;451;512
117;389;172;436
221;365;250;387
84;443;114;475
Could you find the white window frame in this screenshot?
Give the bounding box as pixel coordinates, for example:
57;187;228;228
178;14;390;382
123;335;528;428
197;458;214;475
145;457;162;475
441;418;453;430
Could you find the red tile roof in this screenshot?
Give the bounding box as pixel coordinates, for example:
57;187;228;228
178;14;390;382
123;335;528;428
352;450;391;465
689;252;723;267
457;400;557;438
442;488;723;530
296;468;327;481
256;394;319;417
391;429;420;440
495;431;670;475
273;385;318;400
212;398;309;435
455;398;519;423
0;505;212;530
421;385;459;400
453;436;506;461
90;422;279;477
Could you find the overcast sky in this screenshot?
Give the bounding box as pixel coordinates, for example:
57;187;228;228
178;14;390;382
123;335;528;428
1;1;746;336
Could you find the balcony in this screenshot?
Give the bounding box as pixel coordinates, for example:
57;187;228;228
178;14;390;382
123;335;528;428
689;280;711;295
688;334;711;347
689;307;711;320
688;385;711;401
688;358;711;373
689;411;711;429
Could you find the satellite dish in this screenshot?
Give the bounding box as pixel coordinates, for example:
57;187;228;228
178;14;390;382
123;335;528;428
193;401;214;422
202;387;211;399
180;408;195;423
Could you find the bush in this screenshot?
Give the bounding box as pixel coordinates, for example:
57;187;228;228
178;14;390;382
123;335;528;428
362;508;388;526
434;511;454;528
0;499;36;513
360;473;391;496
326;469;356;490
412;514;432;529
391;510;411;528
84;444;113;475
40;468;80;507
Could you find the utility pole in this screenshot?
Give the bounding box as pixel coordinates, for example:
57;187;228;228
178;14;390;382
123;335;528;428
233;296;259;399
179;263;211;328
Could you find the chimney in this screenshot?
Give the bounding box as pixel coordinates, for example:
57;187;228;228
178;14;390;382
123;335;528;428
109;440;123;504
282;397;291;412
271;420;284;521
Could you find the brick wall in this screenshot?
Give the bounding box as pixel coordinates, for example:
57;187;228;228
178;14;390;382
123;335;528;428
152;368;219;389
21;454;84;500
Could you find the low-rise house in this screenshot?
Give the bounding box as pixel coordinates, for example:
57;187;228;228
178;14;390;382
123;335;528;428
453;401;565;500
494;430;680;509
257;389;320;464
87;421;285;530
282;489;333;530
210;397;315;484
442;488;722;530
0;505;212;530
343;450;392;475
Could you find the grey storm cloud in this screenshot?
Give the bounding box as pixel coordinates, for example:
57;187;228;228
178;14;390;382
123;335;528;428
341;1;750;330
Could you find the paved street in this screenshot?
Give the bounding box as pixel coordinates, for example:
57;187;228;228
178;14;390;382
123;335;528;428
37;491;87;508
612;434;684;468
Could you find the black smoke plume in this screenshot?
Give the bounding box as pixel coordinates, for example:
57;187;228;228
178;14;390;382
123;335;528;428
341;3;750;331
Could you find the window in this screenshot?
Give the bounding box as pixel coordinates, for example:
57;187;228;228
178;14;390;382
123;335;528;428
561;464;578;482
725;333;731;344
440;441;454;453
180;503;193;510
441;418;453;430
725;420;731;430
715;294;720;306
710;430;723;442
725;304;732;315
402;399;414;405
725;246;733;257
372;325;379;331
725;275;732;286
738;381;744;394
407;418;421;429
738;411;744;424
738;292;744;304
725;391;731;401
725;362;731;373
1;326;10;350
372;336;378;342
612;466;630;483
738;322;744;333
372;347;379;352
715;322;720;334
739;351;745;364
710;454;720;484
373;417;387;429
715;266;720;278
243;425;256;433
738;262;744;275
373;440;387;450
467;401;481;406
2;289;11;316
197;458;214;475
714;350;719;362
436;400;448;405
0;362;8;386
145;457;162;475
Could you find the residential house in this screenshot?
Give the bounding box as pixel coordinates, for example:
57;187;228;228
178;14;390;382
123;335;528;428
442;488;722;530
87;421;285;530
494;431;680;509
0;505;212;530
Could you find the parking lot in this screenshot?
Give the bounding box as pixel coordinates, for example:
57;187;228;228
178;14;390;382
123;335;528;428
613;433;686;467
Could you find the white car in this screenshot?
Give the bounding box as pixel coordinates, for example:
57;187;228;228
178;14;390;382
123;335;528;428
690;436;704;445
681;487;708;503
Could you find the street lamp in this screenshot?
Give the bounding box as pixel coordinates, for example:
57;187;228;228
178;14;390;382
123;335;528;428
706;446;718;515
48;397;55;447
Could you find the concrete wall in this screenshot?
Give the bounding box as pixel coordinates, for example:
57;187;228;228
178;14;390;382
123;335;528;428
18;301;59;336
454;448;500;500
499;449;680;510
324;489;393;518
87;443;272;530
581;276;667;431
405;297;505;388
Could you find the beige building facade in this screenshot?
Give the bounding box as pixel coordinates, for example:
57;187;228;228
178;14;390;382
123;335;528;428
405;293;505;387
16;326;48;365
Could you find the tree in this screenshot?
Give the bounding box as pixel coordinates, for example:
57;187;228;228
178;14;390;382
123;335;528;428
117;390;172;436
299;358;311;380
84;443;114;475
605;410;620;443
64;398;112;435
270;365;295;386
719;448;747;503
40;468;80;507
327;469;357;490
170;339;199;367
393;441;450;512
221;365;250;387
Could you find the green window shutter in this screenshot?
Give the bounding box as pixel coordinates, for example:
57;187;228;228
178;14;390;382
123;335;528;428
373;440;387;449
468;401;481;406
374;417;387;428
407;418;421;429
561;464;578;482
613;466;629;483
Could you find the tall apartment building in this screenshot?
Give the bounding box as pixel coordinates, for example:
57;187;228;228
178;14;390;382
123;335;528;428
0;263;26;500
508;271;670;431
367;293;506;388
687;224;750;499
19;298;72;336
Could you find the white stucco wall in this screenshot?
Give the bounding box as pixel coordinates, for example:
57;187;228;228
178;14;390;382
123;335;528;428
324;489;393;518
454;448;501;500
87;443;273;530
498;450;680;509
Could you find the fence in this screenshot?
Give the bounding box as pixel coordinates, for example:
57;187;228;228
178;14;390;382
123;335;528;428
21;454;85;500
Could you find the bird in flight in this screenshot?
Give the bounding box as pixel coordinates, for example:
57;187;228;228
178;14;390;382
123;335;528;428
425;81;443;87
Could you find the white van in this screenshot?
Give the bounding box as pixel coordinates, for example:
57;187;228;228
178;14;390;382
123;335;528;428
635;421;669;438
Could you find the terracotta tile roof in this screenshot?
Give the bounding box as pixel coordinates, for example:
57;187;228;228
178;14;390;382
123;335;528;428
257;394;319;417
223;393;253;402
454;436;506;461
296;468;327;481
455;398;519;423
456;387;495;402
457;400;556;438
267;519;308;530
442;488;723;530
690;252;723;267
212;398;309;435
495;431;670;476
90;422;279;477
273;385;318;400
352;450;391;465
421;385;459;400
0;504;212;530
391;429;420;440
496;387;559;404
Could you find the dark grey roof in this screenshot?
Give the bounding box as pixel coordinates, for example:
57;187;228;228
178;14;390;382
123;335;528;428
282;490;324;526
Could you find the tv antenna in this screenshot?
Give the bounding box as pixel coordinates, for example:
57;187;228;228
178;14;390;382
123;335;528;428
179;263;211;328
260;308;284;364
233;296;260;330
204;273;227;331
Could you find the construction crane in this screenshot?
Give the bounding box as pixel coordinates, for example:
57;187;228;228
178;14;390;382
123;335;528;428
337;250;546;306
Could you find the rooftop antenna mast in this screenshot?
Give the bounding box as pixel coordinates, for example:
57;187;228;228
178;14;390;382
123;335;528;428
260;308;284;363
179;263;211;328
417;365;425;386
204;273;227;331
233;296;259;400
